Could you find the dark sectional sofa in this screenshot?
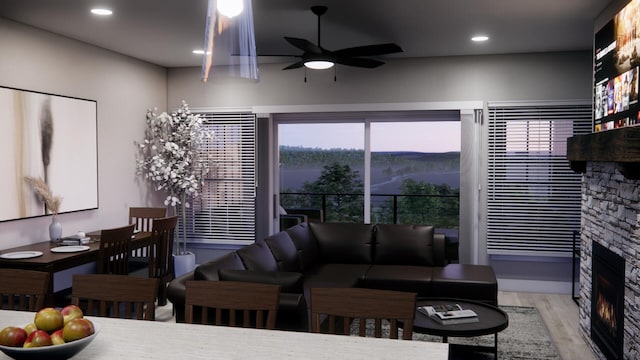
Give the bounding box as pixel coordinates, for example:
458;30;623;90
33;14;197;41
166;222;498;331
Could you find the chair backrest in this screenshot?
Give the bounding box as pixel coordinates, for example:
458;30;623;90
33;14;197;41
147;216;178;280
129;207;167;233
146;216;178;306
98;224;135;275
0;269;49;311
71;274;159;320
310;287;417;340
185;280;281;329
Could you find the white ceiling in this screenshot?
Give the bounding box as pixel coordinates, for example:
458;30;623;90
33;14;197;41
0;0;612;68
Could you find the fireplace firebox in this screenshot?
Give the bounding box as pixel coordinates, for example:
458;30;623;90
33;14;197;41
591;241;625;360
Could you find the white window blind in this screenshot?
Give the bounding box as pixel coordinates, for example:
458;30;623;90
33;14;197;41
486;102;591;256
183;112;257;245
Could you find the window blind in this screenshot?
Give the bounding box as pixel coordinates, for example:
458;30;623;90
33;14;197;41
183;112;257;245
486;102;591;256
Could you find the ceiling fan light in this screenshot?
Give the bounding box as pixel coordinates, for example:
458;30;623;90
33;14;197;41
304;60;334;70
217;0;244;18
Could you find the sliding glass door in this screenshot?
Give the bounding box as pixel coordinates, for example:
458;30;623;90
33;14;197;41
276;113;461;227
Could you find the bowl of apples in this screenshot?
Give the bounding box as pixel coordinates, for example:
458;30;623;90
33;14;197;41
0;305;99;360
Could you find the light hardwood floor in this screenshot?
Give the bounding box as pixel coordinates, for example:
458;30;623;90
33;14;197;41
498;291;595;360
155;291;596;360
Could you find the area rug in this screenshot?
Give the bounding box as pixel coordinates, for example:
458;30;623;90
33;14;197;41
350;306;561;360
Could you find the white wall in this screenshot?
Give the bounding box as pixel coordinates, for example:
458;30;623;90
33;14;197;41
0;19;168;251
168;51;592;108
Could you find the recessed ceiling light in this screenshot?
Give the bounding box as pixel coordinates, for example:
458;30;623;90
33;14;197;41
192;50;211;55
471;35;489;42
90;8;113;16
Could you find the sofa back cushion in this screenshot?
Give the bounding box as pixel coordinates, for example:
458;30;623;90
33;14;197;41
194;252;246;281
218;269;303;293
236;240;278;271
286;222;319;271
374;224;436;266
309;222;373;264
264;231;300;272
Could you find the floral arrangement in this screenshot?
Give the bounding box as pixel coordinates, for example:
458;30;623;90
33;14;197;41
24;176;62;215
136;100;213;254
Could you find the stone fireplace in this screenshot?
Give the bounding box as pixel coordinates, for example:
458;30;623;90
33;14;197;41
567;127;640;360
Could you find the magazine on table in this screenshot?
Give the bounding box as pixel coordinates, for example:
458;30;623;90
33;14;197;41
418;303;479;325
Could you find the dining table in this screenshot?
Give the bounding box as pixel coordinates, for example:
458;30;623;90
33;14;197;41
0;310;449;359
0;231;151;306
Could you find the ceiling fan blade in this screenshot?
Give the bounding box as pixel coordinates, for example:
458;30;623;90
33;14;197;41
333;43;403;58
282;60;305;70
284;37;323;54
334;57;385;68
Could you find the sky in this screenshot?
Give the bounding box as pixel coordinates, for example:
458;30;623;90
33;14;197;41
279;121;461;153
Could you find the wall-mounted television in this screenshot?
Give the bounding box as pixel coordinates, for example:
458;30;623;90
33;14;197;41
0;86;98;222
594;0;640;132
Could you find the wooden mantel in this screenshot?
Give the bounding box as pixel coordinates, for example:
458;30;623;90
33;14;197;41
566;126;640;179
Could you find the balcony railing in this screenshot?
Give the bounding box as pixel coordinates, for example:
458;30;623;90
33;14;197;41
280;192;459;228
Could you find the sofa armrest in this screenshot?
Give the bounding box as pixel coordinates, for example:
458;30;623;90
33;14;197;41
166;271;194;306
433;233;446;266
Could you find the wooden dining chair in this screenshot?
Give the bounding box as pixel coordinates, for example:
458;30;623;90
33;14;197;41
0;268;49;311
128;207;167;271
146;216;178;306
129;207;167;232
97;224;136;275
185;281;281;329
310;287;417;340
71;274;159;320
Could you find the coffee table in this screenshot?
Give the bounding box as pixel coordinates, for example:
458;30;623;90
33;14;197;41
411;298;509;359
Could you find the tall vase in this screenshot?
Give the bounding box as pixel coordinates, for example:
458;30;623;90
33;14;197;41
173;251;196;277
49;216;62;242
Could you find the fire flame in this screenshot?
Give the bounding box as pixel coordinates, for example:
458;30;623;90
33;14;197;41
596;292;617;330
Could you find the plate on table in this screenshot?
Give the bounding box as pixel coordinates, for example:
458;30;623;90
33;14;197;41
0;321;100;360
50;245;90;253
0;251;43;260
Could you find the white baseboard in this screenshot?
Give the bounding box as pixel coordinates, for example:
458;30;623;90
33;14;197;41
497;278;573;294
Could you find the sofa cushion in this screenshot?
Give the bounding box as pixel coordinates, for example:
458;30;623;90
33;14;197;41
286;222;319;271
264;231;300;272
302;263;370;310
309;222;373;264
193;252;246;281
431;264;498;305
363;265;433;297
374;224;436;266
218;269;304;293
236;240;278;271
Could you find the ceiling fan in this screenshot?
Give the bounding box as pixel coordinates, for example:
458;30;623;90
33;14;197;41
279;5;403;71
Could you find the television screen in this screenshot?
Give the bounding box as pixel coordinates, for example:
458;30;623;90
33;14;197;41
594;0;640;132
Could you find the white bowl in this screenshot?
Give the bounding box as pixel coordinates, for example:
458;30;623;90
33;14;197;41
0;321;100;360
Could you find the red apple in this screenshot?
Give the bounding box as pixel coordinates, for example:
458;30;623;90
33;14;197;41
23;330;52;348
62;318;94;342
0;326;27;347
61;304;84;325
23;323;37;336
50;329;65;345
34;307;64;332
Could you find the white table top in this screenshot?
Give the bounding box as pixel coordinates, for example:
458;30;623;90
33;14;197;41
0;310;448;359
